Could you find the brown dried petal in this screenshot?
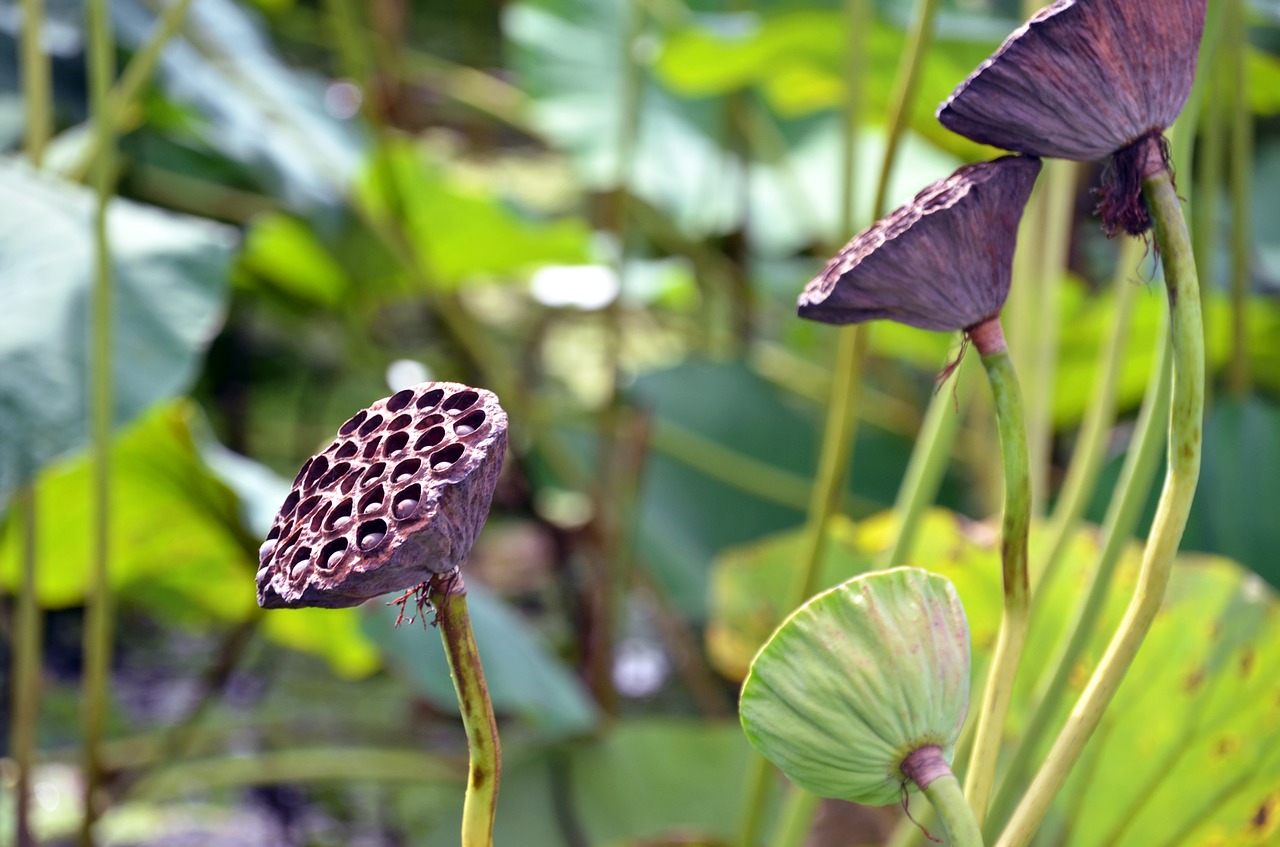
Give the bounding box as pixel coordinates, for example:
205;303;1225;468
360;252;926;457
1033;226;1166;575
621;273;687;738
937;0;1206;161
256;382;508;609
797;156;1041;332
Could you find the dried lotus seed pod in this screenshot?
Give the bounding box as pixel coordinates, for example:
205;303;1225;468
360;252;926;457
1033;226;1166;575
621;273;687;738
739;567;970;805
256;382;507;609
798;156;1041;333
937;0;1206;163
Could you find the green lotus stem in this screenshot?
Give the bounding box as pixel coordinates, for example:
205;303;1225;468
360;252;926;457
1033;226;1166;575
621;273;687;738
904;747;984;847
994;156;1203;847
771;786;820;847
881;352;976;568
871;0;940;217
1023;161;1075;512
66;0;196;182
15;4;50;843
962;332;1032;828
1227;0;1252;395
1033;240;1140;593
431;576;501;847
984;303;1171;838
734;0;870;839
21;0;52;164
924;775;984;847
12;486;40;847
738;0;942;840
81;0;117;842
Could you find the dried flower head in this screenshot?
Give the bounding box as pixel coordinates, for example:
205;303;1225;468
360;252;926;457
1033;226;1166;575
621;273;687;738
798;155;1041;333
257;382;507;609
937;0;1206;163
937;0;1206;236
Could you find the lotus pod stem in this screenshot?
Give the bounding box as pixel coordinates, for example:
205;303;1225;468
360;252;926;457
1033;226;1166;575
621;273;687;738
994;138;1203;847
903;746;985;847
431;575;501;847
963;320;1033;827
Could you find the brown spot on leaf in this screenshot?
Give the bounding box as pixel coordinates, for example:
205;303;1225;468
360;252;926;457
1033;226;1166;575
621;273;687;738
1241;648;1256;677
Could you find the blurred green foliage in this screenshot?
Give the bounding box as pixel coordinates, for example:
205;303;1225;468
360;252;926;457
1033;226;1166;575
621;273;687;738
2;0;1280;844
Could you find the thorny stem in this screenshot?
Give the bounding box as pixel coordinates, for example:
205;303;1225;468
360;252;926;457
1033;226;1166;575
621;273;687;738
994;147;1203;847
903;747;985;847
429;574;502;847
962;321;1032;829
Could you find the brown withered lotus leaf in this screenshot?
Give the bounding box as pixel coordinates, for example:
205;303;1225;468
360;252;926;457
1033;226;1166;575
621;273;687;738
798;155;1041;332
256;382;508;609
937;0;1206;162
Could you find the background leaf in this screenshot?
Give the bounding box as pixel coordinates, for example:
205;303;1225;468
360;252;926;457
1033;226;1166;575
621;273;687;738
0;160;234;505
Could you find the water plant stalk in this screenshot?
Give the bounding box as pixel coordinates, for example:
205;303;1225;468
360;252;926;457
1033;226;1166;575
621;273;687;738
14;4;51;843
737;0;954;841
13;487;40;847
994;149;1204;847
21;0;52;160
733;0;871;840
880;353;976;568
1023;161;1075;513
585;0;647;714
962;323;1031;827
67;0;195;182
1033;241;1141;594
903;747;984;847
80;0;117;842
1226;0;1252;396
771;785;821;847
430;576;501;847
984;305;1172;838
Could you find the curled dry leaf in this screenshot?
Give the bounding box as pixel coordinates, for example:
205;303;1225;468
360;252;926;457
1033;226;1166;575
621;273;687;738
257;382;508;609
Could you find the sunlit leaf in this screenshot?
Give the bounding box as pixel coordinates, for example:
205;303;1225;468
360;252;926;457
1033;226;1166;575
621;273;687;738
356;141;592;288
237;212;351;307
0;159;234;506
654;10;1000;154
0;402;253;619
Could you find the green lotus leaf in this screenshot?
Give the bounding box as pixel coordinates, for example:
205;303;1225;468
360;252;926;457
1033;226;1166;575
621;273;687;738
739;566;970;805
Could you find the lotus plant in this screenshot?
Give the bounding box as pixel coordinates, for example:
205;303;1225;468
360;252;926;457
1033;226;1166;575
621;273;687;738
258;381;508;847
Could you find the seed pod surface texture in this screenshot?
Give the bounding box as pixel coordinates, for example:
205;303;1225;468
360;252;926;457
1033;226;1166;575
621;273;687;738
739;567;971;805
257;382;507;609
798;155;1041;332
938;0;1206;161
